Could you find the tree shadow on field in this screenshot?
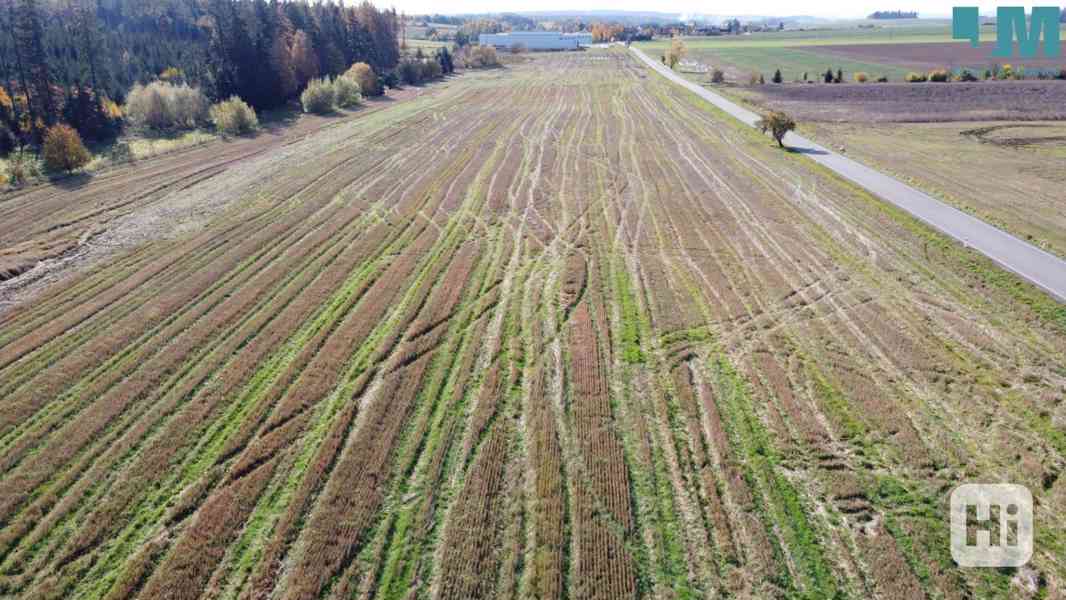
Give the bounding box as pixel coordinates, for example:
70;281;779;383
50;172;93;190
786;146;829;156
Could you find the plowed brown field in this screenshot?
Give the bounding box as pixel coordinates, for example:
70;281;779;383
1;49;1065;600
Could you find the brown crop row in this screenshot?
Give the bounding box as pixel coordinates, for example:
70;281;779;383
567;300;636;598
526;365;566;600
279;353;434;600
0;199;381;578
436;422;511;598
0;186;376;561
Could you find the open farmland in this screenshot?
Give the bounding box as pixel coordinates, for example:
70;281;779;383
1;48;1066;600
638;23;1066;49
801;120;1066;258
813;41;1066;73
728;79;1066;122
640;24;1066;83
679;46;914;84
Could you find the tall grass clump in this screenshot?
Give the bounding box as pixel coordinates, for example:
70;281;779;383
301;77;337;114
125;81;209;130
4;150;40;185
210;96;259;135
333;75;362;108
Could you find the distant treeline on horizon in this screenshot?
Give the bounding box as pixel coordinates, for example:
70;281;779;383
867;10;919;19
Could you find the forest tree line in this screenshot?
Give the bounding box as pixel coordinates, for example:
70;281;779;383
0;0;401;151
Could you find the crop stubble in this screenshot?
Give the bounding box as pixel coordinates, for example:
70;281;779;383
1;50;1065;599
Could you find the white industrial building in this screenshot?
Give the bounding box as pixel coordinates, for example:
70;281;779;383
478;32;593;51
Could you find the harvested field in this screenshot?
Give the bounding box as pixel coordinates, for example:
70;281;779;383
803;120;1066;258
730;79;1066;122
813;41;1066;73
679;46;914;84
1;48;1066;600
0;89;425;312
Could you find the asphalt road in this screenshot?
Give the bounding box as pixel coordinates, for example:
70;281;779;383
631;46;1066;303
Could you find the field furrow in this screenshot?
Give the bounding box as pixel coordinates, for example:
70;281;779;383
2;48;1064;600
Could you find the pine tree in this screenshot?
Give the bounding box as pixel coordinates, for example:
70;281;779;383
64;81;116;141
70;0;105;94
204;0;256;102
436;46;454;74
247;0;281;107
12;0;57;136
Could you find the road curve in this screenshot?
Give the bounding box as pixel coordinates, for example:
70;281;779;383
630;46;1066;303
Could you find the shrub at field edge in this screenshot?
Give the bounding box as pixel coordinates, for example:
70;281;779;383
301;78;338;114
210;97;259;135
42;124;92;173
125;81;209;131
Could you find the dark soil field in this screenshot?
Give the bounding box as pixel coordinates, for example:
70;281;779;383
813;41;1066;72
736;79;1066;122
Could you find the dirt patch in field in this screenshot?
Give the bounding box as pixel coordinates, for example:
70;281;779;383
961;123;1066;147
737;80;1066;122
811;41;1066;72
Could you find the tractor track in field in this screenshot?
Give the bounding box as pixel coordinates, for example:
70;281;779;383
1;50;1066;600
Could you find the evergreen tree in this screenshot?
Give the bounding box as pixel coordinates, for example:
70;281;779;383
63;81;114;140
436;46;454;74
13;0;57;135
70;0;106;95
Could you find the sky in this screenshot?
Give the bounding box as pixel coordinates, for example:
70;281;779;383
387;1;1039;20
